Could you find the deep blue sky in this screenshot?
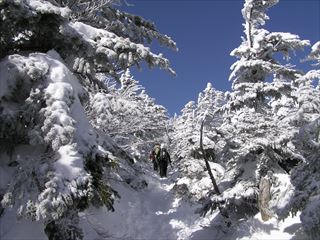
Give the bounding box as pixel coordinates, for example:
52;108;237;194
121;0;320;116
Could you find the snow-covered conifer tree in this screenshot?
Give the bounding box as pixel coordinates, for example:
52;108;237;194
195;83;225;154
171;83;225;161
228;0;309;111
282;42;320;239
0;1;176;239
89;69;169;161
171;101;197;160
169;84;227;202
196;83;225;127
209;0;310;224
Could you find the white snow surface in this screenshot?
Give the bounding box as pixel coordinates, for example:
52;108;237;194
0;208;46;240
235;212;306;240
27;0;70;18
1;161;307;240
79;166;219;240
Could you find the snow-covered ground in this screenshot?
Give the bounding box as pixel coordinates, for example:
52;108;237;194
0;162;307;240
235;213;307;240
79;166;218;240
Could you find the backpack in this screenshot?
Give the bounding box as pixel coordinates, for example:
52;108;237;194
154;145;161;159
149;151;156;161
158;148;169;163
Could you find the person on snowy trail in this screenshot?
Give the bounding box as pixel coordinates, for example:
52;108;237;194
156;143;171;178
149;149;158;171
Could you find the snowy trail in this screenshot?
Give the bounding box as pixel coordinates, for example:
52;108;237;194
79;166;307;240
1;162;306;240
80;167;217;240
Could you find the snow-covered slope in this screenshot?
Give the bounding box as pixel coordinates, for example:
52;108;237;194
235;213;307;240
1;161;308;240
79;164;223;240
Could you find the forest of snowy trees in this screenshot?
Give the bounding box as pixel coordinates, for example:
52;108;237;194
0;0;319;239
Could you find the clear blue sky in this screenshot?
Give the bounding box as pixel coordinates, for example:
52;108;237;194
121;0;320;116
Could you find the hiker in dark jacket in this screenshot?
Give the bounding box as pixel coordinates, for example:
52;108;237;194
156;144;171;178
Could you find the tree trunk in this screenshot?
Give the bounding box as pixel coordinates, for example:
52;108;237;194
247;7;253;49
200;120;221;195
200;120;231;227
258;176;273;221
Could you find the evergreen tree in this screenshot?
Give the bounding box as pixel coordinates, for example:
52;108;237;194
282;42;320;239
0;1;176;239
169;84;227;202
209;0;309;223
90;69;169;161
170;83;225;162
228;0;309;111
196;83;225;127
171;101;197;160
195;83;225;156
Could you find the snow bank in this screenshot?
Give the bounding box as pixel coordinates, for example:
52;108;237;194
27;0;70;18
176;158;225;200
270;173;295;212
236;212;306;240
79;167;220;240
